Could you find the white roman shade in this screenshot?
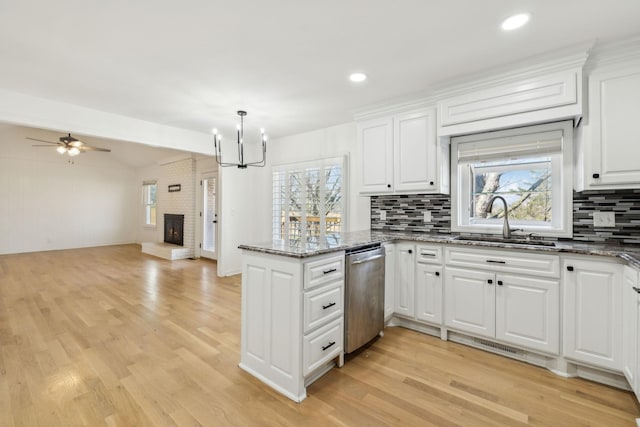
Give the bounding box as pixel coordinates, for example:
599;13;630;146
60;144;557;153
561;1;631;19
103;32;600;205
456;129;563;162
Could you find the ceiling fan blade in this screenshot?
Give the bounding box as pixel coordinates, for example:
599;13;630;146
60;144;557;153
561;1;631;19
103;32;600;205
31;144;59;147
26;137;58;144
79;146;111;152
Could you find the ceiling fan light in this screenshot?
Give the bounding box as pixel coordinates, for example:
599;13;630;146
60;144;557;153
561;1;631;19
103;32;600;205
56;146;67;154
68;147;80;156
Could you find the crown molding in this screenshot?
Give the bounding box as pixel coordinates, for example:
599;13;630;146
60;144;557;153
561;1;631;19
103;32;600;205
585;34;640;72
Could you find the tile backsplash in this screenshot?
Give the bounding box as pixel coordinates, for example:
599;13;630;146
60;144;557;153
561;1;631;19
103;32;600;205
371;190;640;245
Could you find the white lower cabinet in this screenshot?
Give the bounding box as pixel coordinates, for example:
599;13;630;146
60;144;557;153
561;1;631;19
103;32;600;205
240;251;345;402
394;243;415;317
444;247;560;355
415;262;443;324
444;267;495;338
495;274;559;354
383;243;395;321
623;265;639;389
562;257;623;371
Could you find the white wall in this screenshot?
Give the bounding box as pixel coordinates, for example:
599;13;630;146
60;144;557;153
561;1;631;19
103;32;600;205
216;121;369;276
0;126;138;254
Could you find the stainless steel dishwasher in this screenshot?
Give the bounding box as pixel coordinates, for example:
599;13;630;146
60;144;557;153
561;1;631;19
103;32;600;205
344;245;385;354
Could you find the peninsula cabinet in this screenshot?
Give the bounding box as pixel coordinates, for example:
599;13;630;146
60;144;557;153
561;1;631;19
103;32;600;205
240;250;345;402
357;107;448;195
444;247;560;355
562;256;623;371
578;59;640;190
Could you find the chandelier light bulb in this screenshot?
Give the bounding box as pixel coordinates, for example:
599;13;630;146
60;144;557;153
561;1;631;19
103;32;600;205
212;128;218;135
56;146;67;154
68;147;80;156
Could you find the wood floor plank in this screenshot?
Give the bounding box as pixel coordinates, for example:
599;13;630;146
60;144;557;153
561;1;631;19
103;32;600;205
1;244;639;426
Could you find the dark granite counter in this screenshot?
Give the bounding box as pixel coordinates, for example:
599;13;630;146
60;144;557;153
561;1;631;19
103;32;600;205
239;230;640;268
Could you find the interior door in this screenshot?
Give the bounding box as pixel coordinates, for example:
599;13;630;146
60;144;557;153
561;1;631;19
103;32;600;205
201;175;217;260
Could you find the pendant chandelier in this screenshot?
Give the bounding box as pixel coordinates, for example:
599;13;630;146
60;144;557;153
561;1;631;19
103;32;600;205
212;110;267;169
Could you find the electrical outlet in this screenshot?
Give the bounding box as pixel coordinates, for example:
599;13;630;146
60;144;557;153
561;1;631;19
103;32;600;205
593;211;616;227
380;210;386;221
423;211;432;223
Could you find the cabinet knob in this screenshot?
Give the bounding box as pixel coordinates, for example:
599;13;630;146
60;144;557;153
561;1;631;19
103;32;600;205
435;271;440;277
488;279;493;284
497;280;503;286
633;287;640;294
592;173;600;179
387;184;391;188
408;249;412;254
567;266;574;272
429;181;434;186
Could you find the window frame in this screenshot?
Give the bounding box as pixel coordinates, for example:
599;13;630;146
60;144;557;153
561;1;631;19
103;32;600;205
451;121;573;238
142;181;157;228
272;156;348;244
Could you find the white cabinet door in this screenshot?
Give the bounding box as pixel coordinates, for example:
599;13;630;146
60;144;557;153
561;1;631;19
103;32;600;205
393;108;437;192
358;117;393;193
394;244;415;318
623;266;639;387
563;258;623;371
415;262;442;324
444;267;495;338
495;274;559;354
585;63;640;187
383;243;395;321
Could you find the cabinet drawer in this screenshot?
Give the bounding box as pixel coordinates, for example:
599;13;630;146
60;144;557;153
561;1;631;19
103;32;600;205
445;246;559;278
303;319;343;376
304;254;344;290
304;282;343;333
416;244;442;264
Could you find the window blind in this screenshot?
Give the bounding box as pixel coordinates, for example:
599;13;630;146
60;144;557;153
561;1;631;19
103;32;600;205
456;130;563;162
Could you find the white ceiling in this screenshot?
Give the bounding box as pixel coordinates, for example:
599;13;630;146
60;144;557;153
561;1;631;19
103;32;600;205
0;123;191;168
1;1;640;140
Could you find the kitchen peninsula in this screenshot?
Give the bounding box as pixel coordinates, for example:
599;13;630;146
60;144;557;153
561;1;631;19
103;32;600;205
239;230;640;402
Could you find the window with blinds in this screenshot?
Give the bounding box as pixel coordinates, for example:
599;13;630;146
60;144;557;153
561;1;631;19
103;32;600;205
272;157;345;242
451;121;573;237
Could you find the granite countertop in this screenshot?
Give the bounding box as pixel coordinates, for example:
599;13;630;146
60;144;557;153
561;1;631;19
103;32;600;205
239;230;640;268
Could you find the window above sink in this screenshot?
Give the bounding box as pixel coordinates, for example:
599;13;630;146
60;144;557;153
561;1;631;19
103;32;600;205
451;121;574;238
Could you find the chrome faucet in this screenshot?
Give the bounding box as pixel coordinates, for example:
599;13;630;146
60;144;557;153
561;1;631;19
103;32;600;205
485;195;520;239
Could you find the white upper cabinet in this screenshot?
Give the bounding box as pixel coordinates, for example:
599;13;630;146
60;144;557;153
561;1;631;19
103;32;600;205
578;58;640;190
357;107;448;195
438;69;580;134
436;54;586;137
393;109;437;192
357;117;394;193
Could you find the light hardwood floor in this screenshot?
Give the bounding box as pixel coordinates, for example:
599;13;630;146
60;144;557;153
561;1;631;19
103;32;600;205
1;244;639;426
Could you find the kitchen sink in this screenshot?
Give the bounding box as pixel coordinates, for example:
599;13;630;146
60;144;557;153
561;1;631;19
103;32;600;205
452;235;556;247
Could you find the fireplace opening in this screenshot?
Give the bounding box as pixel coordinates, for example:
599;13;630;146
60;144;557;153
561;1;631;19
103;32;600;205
164;214;184;246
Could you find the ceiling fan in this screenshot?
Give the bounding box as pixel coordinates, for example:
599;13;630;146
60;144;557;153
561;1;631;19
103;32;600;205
28;133;111;156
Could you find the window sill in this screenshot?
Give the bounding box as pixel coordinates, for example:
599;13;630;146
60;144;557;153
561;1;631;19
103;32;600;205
143;225;157;230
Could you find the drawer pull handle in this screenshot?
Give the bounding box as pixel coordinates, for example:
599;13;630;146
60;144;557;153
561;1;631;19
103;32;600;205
322;302;336;310
420;252;436;256
567;266;574;272
497;280;503;286
435;271;440;277
633;287;640;294
486;260;506;264
322;341;336;351
323;268;337;275
488;279;493;284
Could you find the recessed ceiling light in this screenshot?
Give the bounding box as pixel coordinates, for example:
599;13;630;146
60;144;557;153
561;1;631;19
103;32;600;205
501;13;530;31
349;73;367;83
